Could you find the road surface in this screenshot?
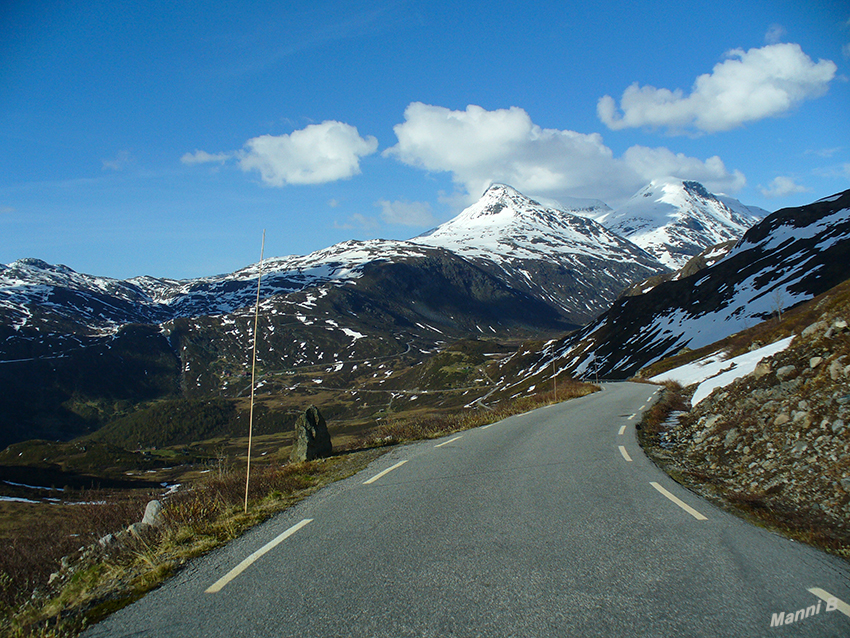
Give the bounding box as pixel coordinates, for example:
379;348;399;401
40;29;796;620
84;382;850;637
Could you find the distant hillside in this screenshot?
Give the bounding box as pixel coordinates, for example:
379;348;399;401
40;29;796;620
533;190;850;379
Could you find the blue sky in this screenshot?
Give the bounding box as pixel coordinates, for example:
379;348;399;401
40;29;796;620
1;0;848;279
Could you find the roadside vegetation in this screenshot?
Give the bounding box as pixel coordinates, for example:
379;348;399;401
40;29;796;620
1;379;597;638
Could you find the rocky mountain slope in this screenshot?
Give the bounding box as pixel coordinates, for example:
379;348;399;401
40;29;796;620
537;189;850;380
589;177;766;269
640;283;850;553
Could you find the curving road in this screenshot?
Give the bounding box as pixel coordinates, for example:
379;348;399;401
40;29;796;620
84;382;850;637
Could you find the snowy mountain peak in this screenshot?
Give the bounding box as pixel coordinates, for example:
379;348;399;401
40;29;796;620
412;184;666;323
602;178;766;269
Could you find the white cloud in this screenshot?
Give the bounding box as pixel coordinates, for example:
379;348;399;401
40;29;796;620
843;43;850;59
805;146;842;158
183;121;378;186
238;121;378;186
102;150;133;171
765;24;786;44
181;150;231;165
333;213;380;231
598;43;837;134
759;176;809;198
375;199;435;226
385;102;745;206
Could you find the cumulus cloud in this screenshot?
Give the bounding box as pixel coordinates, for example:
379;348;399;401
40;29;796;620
597;43;837;134
238;121;378;185
375;199;435;227
183;121;378;186
385;102;745;206
759;176;809;198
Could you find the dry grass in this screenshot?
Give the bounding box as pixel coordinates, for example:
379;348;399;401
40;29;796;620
0;451;381;638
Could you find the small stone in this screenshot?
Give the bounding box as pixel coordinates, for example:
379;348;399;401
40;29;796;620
774;413;790;426
752;361;772;379
802;321;828;338
776;365;797;380
142;500;163;527
829;358;846;380
810;356;823;369
832;419;845;435
704;415;722;429
724;428;739;447
127;522;152;537
791;441;808;455
98;533;117;549
833;319;848;332
840;477;850;492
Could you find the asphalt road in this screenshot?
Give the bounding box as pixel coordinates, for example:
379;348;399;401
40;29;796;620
84;382;850;637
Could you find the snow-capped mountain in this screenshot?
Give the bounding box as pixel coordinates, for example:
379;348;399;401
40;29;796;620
0;183;675;447
412;184;667;324
1;185;667;341
0;242;442;337
537;189;850;379
594;178;766;269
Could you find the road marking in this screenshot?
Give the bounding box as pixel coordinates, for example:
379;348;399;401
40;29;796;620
650;482;708;520
640;404;647;410
618;445;632;462
480;423;496;430
618;425;626;435
205;519;313;593
435;435;463;448
363;459;408;484
808;588;850;618
627;413;636;421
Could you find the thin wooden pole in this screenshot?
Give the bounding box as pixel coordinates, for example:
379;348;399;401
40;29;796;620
552;357;557;402
244;230;266;514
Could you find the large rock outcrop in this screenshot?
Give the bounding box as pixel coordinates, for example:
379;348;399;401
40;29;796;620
290;405;333;462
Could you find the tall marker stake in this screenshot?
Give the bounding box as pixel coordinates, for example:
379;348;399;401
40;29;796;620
244;230;266;513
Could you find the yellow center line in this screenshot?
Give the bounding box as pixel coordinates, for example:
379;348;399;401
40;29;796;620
650;482;707;520
435;435;463;448
205;518;313;594
363;459;408;485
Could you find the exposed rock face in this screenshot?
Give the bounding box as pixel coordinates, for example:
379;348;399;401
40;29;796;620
290;405;332;462
652;313;850;545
